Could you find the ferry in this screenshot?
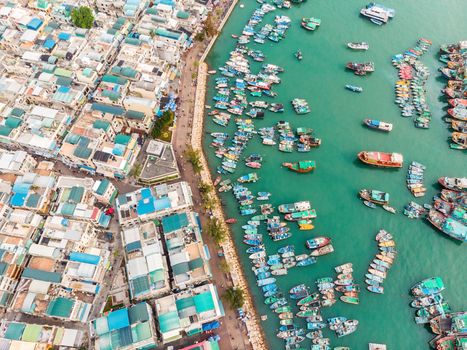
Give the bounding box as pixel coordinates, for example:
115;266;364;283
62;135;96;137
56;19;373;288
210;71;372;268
360;4;390;25
357;151;403;168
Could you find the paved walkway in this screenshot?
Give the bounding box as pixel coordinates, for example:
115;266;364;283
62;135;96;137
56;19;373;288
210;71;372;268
172;1;268;349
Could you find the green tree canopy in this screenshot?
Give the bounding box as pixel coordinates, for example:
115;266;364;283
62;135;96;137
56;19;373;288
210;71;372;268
223;287;244;309
71;6;94;29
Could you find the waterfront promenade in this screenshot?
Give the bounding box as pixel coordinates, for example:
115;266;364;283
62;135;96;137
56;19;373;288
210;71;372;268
173;1;268;349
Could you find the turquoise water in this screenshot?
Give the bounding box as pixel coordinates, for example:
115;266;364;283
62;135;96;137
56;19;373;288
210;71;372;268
204;1;467;349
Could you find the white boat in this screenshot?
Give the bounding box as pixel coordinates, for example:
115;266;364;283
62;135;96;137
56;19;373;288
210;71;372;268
360;5;390;25
347;42;369;50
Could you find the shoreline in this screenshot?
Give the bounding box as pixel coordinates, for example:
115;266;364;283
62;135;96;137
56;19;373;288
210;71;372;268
190;1;269;349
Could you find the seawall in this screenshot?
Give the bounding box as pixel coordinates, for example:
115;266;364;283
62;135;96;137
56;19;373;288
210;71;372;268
191;1;268;349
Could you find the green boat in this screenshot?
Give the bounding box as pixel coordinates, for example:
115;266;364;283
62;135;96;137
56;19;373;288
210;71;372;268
301;17;321;31
283;160;316;173
296;127;313;135
274;306;292;313
297;293;320;306
265;296;279;305
251;214;269;221
285;209;317;221
340;296;360;305
316;277;333;284
280;319;294;326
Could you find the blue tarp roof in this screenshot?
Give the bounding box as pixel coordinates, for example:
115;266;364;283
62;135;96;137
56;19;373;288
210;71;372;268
137;197;155;216
27;18;43;30
140;188;152;199
10;193;26;207
107;308;130;331
69;252;100;265
58;32;71;40
43;39;55;50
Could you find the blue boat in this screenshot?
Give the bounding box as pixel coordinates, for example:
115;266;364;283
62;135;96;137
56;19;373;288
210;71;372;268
278;245;295;254
246;246;264;253
262;284;278;292
345;84;363;93
264;290;279;297
256;272;271;280
297;257;317;267
307;322;326;330
240;208;257;216
244;239;262;246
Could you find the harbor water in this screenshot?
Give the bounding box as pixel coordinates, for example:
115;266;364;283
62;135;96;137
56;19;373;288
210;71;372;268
204;1;467;348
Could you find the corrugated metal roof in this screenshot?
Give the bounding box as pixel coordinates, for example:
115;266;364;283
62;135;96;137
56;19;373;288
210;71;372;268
22;268;62;283
128;303;150;324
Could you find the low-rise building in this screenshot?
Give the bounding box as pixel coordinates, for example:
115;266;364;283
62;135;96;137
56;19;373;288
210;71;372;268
154;283;224;343
116;181;193;226
0;321;85;348
50;176;111;227
0;149;37;175
92;133;141;179
139;139;179;185
9;172;56;214
91;302;158;350
161;211;211;289
121;222;170;300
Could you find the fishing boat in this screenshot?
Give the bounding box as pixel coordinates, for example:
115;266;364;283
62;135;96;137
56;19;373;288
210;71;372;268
359;189;390;205
411;277;445;297
298;220;314;230
357;151;403;168
225;218;237;224
301;17;321;31
237;173;258;183
364;119;393;132
309;244;334;256
285;209;317;221
383;205;396;214
367;285;384;294
347;42;369;50
297;257;317;267
278;201;311;213
346;62;375;75
336;320;359;337
306;236;331;249
438;177;467;192
282;160;316;173
345;84;363;93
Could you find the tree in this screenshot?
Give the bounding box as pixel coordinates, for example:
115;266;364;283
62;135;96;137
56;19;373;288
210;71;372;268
194;32;205;42
150;110;174;140
71;6;94;29
130;163;142;178
206;217;226;244
198;181;212;194
184;146;202;174
203;13;218;38
223;287;244;309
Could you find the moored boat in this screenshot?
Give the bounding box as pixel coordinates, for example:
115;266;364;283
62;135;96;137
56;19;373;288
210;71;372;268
282;160;316;173
347;42;369;50
358;151;403;168
364;119;393;132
